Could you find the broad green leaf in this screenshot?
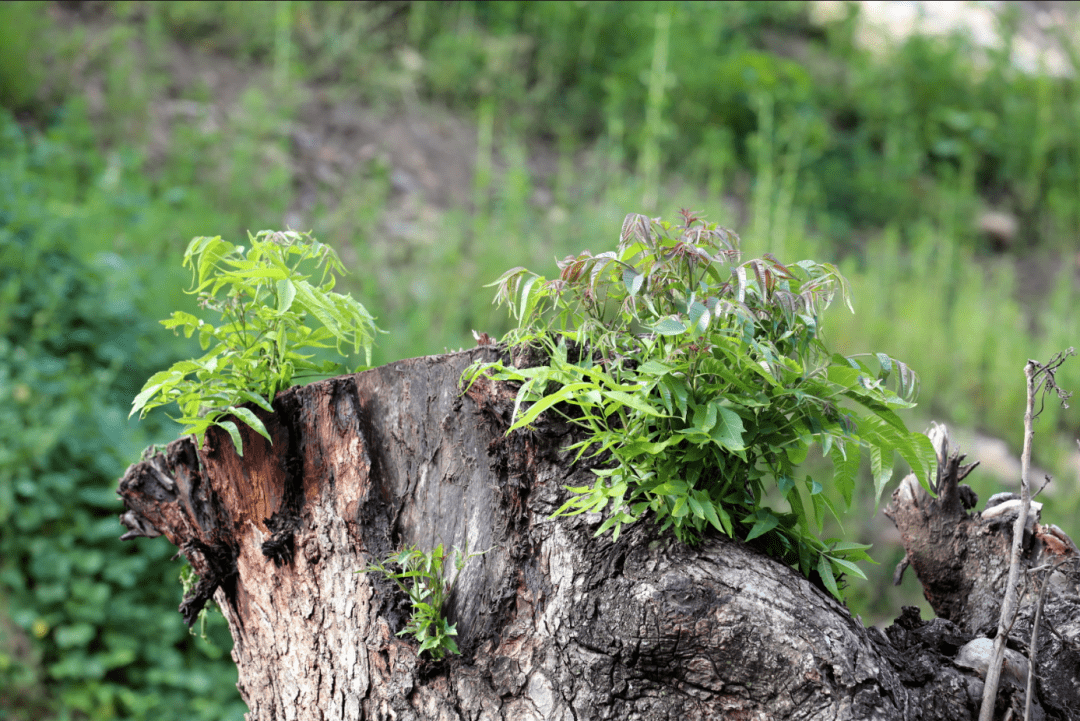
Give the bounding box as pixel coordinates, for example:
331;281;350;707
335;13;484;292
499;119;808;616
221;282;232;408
827;541;874;553
650;317;687;335
778;475;796;497
701;498;724;533
636;360;673;376
826;555;867;580
596;514;624;538
130;381;169;417
661;376;689;418
908;432;938;492
277;278;296;313
826;365;865;391
786;440;809;465
710;405;746;451
744;511;779;541
687;301;709;333
692;401;717;432
860;415;932;483
583;367;646;392
650;480;689;496
186;235;232;291
716;505;733;536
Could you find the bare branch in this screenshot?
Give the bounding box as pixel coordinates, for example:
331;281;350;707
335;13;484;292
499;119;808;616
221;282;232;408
980;352;1074;721
1024;559;1064;721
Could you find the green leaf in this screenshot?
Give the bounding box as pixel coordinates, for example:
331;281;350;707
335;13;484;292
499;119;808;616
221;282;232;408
621;436;683;457
517;273;543;324
636;360;673;376
830;443;860;507
710;405;746;451
686;494;705;520
623;267;644;297
786;440;809;465
277;278;296;313
227;267;289;280
716;505;733;536
129;382;166;417
869;444;893;507
509;381;594;431
744;511;779;541
650;479;689;497
692;401;717;432
695;496;721;533
661;376;689;418
650;317;687;335
227;407;272;444
826;555;868;580
817;554;842;600
687;301;710;335
778;475;796;497
601;389;664;417
236;389;275;413
214;420;244;457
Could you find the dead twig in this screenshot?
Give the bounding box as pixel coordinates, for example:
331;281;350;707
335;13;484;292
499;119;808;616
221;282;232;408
1024;559;1065;721
979;349;1074;721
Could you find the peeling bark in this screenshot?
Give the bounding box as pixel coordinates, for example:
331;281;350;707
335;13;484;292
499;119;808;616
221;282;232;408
117;350;1080;720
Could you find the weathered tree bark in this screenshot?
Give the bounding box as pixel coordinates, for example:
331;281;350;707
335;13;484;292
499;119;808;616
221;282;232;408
117;349;1080;720
885;424;1080;720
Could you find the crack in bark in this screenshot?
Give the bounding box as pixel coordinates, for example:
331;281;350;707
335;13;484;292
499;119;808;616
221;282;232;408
261;392;306;567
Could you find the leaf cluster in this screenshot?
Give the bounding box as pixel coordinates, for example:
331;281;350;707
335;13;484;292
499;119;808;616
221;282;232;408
465;210;936;598
130;230;383;455
357;544;487;660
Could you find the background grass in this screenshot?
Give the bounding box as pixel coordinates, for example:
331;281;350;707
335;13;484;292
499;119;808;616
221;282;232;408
2;1;1078;718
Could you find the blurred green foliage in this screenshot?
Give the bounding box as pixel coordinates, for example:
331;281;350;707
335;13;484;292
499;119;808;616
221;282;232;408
0;2;48;111
404;2;1080;245
0;109;244;718
1;1;1079;718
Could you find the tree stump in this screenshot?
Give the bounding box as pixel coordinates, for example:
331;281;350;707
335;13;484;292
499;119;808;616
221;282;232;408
117;349;1080;720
